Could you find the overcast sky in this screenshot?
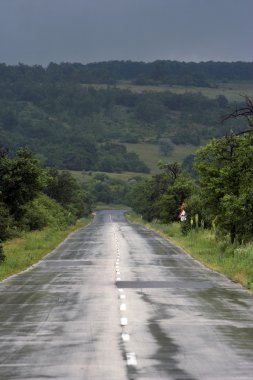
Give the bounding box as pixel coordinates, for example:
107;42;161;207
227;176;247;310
0;0;252;66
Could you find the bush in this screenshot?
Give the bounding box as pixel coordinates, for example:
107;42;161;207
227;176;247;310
0;203;14;240
181;220;191;235
0;242;5;263
19;193;75;231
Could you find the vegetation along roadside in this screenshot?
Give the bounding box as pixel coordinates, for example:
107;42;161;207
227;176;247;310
0;217;91;282
0;148;94;281
126;98;253;292
127;213;253;291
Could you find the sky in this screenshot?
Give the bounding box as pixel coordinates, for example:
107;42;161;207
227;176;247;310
0;0;252;66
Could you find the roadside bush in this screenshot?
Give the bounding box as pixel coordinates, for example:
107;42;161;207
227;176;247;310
181;220;191;235
0;242;5;263
0;202;14;240
19;193;75;231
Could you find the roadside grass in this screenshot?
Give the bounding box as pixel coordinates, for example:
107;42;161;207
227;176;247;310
0;217;92;281
127;213;253;291
82;81;253;101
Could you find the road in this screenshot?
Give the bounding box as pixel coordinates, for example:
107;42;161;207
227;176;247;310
0;210;253;380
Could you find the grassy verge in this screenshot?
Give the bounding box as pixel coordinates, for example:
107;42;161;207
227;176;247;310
127;213;253;291
0;217;92;281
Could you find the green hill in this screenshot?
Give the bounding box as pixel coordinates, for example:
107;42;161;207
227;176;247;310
0;61;249;173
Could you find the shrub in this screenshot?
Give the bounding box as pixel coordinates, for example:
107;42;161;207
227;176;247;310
0;242;5;263
0;202;14;240
19;193;75;231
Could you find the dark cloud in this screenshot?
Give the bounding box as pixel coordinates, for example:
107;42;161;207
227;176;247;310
0;0;252;65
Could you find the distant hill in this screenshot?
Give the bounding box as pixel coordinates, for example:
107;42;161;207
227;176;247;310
0;61;250;172
1;60;253;86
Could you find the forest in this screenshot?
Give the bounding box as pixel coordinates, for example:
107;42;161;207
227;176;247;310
0;61;248;173
1;60;252;85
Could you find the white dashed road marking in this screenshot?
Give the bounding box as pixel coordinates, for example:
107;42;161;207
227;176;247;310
120;317;128;326
126;352;137;366
113;222;136;365
122;333;130;342
120;303;127;311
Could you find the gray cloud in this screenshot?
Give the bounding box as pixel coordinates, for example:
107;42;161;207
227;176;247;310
0;0;252;65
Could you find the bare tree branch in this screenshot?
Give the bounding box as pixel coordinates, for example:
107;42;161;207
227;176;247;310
222;96;253;123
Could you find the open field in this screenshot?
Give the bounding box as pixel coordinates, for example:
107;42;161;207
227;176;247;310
124;143;197;173
95;203;131;211
69;170;148;182
69;143;197;178
82;80;253;102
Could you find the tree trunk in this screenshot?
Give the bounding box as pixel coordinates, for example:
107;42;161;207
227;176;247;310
230;224;236;245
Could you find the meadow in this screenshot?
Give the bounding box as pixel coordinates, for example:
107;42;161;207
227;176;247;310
82;80;253;102
124;143;197;173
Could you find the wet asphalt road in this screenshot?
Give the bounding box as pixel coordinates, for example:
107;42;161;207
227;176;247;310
0;210;253;380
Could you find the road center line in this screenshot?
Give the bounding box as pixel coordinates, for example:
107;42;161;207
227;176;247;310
122;333;130;342
120;317;128;326
126;352;137;366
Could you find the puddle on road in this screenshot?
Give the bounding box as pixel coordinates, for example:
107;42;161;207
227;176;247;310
148;321;197;380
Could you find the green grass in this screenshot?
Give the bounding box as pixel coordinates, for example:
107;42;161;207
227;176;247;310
0;217;92;281
127;213;253;291
82;81;253;101
68;143;197;178
95;203;131;211
69;170;148;182
124;143;197;173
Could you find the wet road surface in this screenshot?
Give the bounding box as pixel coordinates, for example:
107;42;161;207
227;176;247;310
0;210;253;379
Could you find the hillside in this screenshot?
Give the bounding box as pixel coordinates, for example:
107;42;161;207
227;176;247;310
0;61;250;173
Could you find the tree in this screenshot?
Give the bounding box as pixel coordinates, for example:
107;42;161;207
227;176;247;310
0;242;5;263
195;133;253;243
45;170;93;217
0;148;46;222
129;162;195;223
222;96;253;133
158;138;174;156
